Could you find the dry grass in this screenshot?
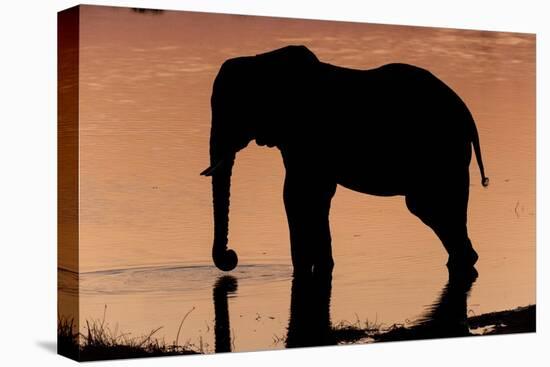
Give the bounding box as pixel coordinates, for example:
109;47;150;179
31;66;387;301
59;304;535;360
58;306;200;361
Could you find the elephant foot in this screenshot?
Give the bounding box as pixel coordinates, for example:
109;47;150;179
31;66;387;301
447;265;478;285
446;247;478;271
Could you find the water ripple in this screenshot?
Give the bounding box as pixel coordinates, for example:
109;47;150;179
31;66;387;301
75;264;292;296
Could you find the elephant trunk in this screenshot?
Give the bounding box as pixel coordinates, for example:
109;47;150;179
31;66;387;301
202;63;250;271
205;146;238;271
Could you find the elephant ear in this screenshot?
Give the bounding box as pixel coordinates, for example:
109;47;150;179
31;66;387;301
252;45;320;147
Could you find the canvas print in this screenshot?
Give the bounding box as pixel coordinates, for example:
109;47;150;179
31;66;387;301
58;5;536;361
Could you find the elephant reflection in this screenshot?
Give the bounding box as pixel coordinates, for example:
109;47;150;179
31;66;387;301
211;268;478;351
212;275;238;353
285;267;478;347
211;272;335;350
377;267;478;341
286;272;335;347
201;45;489;275
412;268;478;338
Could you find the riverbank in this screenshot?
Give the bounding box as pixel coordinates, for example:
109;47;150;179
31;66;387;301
59;304;535;361
334;305;535;344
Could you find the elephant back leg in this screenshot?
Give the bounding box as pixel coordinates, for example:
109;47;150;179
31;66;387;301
283;171;337;276
405;172;478;269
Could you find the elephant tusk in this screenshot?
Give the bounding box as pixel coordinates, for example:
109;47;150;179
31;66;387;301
200;159;225;176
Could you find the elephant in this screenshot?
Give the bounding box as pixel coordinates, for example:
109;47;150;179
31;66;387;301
209;266;478;349
201;45;489;275
286;270;334;347
213;275;238;353
286;266;478;346
377;267;478;341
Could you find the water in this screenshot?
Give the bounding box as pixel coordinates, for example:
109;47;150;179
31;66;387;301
59;6;536;352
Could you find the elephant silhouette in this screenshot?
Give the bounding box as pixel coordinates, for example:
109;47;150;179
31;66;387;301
201;45;489;275
377;267;478;341
212;275;238;353
413;267;478;338
212;272;335;351
286;271;335;347
285;266;477;346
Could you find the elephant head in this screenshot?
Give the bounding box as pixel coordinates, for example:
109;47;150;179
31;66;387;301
201;45;319;271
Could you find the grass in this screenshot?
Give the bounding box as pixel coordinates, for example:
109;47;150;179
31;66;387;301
330;316;384;344
57;317;79;360
331;305;536;344
60;304;535;360
58;307;201;361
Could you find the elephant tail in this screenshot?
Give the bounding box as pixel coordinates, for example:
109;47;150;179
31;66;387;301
471;120;489;188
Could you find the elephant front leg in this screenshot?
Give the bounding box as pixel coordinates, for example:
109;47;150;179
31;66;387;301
283;173;337;276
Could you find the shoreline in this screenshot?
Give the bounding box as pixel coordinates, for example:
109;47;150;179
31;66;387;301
59;304;535;361
334;305;536;344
